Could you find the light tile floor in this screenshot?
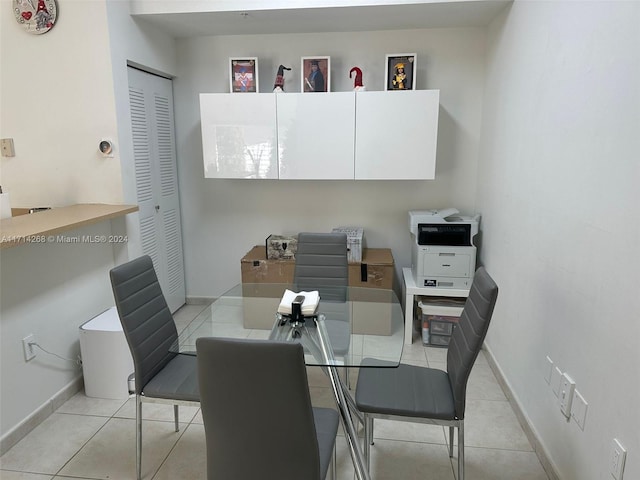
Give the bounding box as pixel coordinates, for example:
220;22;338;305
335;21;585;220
1;304;550;480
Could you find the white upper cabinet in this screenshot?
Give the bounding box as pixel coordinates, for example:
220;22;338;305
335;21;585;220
277;93;355;180
200;90;439;180
200;93;278;179
355;90;439;180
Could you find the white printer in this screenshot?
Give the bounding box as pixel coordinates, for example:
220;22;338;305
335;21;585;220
409;208;480;289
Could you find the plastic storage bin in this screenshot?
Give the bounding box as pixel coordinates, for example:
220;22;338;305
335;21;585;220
430;334;453;346
79;307;134;399
417;298;464;347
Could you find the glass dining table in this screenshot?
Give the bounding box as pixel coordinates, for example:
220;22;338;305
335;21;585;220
171;283;405;480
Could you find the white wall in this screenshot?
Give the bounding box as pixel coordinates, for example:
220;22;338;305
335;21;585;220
104;0;178;259
478;2;640;479
0;222;121;437
0;0;124;442
0;0;177;443
173;28;487;297
0;0;122;207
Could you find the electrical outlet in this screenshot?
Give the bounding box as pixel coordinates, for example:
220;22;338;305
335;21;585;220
551;366;562;397
544;356;554;384
559;373;575;418
22;334;36;361
571;389;588;430
610;438;626;479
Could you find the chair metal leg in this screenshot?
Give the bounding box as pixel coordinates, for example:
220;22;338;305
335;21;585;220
363;414;373;472
458;421;464;480
174;405;179;432
449;426;454;457
330;442;337;480
344;364;350;390
136;395;142;480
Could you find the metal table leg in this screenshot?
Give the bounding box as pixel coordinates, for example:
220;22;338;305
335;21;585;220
315;319;371;480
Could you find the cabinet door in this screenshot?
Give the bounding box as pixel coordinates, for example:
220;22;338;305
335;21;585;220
355;90;439;180
277;92;355;179
200;93;278;179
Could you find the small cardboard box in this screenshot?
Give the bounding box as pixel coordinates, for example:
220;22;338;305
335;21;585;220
265;234;298;260
332;227;364;263
241;246;295;284
348;248;395;290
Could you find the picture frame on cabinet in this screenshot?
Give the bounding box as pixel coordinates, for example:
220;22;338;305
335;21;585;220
385;54;416;91
230;57;259;93
301;56;330;92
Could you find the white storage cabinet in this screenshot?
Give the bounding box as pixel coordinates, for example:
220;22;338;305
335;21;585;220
200;93;278;179
355;90;439;180
200;90;439;180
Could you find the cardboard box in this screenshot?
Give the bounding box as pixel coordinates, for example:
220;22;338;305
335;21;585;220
241;246;394;290
241;283;286;329
348;248;395;290
265;234;298;260
332;227;364;263
350;288;395;335
241;245;295;284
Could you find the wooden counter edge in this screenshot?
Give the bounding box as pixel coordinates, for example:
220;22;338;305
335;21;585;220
1;204;139;249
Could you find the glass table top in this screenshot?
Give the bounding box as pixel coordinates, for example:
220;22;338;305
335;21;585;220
172;283;404;367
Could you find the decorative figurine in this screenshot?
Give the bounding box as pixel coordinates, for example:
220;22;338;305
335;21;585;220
273;65;291;92
392;62;407;90
349;67;366;91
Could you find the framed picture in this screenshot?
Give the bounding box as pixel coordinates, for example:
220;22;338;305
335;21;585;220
229;57;258;93
385;54;416;91
301;56;330;92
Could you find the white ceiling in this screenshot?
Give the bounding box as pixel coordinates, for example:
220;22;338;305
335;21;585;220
131;1;512;38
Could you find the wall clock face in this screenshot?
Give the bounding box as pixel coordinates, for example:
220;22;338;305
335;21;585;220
13;0;57;35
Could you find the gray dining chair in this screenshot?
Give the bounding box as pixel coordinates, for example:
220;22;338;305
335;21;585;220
109;255;200;480
355;266;498;480
294;232;351;384
196;337;340;480
294;232;349;301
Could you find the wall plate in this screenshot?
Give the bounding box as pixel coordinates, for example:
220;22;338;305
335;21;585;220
551;366;562;397
571;389;588;430
559;373;575;418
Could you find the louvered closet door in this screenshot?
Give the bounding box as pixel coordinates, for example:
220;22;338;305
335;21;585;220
128;67;185;312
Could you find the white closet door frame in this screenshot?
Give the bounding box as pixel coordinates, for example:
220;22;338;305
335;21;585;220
127;67;186;312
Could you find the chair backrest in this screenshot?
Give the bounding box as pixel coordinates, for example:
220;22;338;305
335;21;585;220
109;255;178;394
196;337;323;480
447;266;499;418
294;232;348;301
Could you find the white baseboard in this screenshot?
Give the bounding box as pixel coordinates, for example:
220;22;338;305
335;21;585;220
482;344;561;480
186;296;215;305
0;375;84;455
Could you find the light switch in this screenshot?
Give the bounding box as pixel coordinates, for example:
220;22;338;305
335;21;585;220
559;373;575;418
544;356;553;384
1;138;15;157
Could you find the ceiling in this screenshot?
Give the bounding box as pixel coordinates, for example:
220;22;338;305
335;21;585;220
131;1;512;38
